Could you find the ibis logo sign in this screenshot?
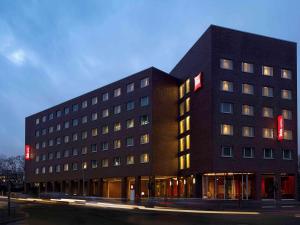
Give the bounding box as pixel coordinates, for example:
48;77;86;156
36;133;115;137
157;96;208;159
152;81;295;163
194;73;203;91
25;145;30;160
277;115;284;141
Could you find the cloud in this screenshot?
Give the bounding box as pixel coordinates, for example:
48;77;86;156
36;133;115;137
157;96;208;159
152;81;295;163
6;49;26;65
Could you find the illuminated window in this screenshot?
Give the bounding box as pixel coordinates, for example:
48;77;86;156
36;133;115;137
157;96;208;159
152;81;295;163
243;147;254;158
281;89;292;100
186;154;190;168
92;97;98;105
140;115;149;125
140;96;149;107
179;138;184;152
126;137;134;147
82;162;88;170
114;122;121;132
242;126;254;137
82;100;88;108
186;135;190;149
91;113;98;121
63;163;69;171
126;119;134;129
241;62;254;73
242;105;254;116
102;92;109;101
221;146;232;157
179;120;185;134
262;107;273;118
101;142;108;151
72;163;78;171
262;128;274;139
113;157;121;166
91;160;98;169
220;102;233;114
283;149;292;160
186;116;190;131
102;159;109;167
102;109;109;118
220;124;233;136
81;131;88;140
72;104;79;112
81;146;87;154
262;86;273;97
127;155;134;165
140;134;149;144
127;82;135;93
91;144;97;152
179;83;185;99
102;125;109;134
282;109;292;120
82;116;88;124
114;105;121;114
41;166;46;174
49;166;53;173
114;88;121;97
140;153;149;163
262;66;273;76
185;97;190;112
242;83;254;95
35;118;40;125
284;130;293;140
141;77;149;88
220;59;233;70
114;139;121;149
35;168;39;175
127;101;135;111
185;79;190;94
281;69;292;79
220;81;233;92
179;156;184;170
179;102;185;116
263;148;274;159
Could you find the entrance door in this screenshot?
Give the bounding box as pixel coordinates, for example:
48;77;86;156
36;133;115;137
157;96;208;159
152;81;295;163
262;176;275;199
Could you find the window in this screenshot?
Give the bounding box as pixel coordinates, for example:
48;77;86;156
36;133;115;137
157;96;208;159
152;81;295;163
49;126;54;133
185;79;190;94
64;136;69;143
185;97;190;112
281;69;292;79
141;77;149;88
35;168;39;175
49;166;53;173
35;155;40;162
179;119;185;134
92;97;98;105
114;122;121;132
186;116;190;131
56;124;61;131
140;115;149;126
56;110;61;117
220;124;233;136
64;150;69;158
220;103;233;114
243;147;254;158
179;102;185;116
82;116;88;124
241;62;254;73
82;162;87;170
114;105;121;114
282;109;292;120
127;155;134;165
262;66;273;76
222;146;232;157
91;160;98;169
92;128;98;137
48;152;53;160
49;113;54;120
114;139;121;149
220;59;233;70
35;118;40;125
179;138;184;152
81;146;87;154
64;121;70;129
42;129;46;135
48;139;54;146
64;163;69;171
186;135;190;150
101;142;108;151
284;130;293;140
56;137;61;145
283;149;292;160
262;107;273;118
242;105;254;116
179;83;185;99
72;104;79;112
82;100;88;108
56;151;61;159
264;148;274;159
262;86;273;97
126;119;134;129
91;113;98;121
220;81;233;92
42;115;47;122
140;96;149;107
64;107;69;115
55;165;61;173
126;137;134;147
72;119;78;126
72;163;78;171
35;130;40;137
102;109;109;118
140;153;149;163
102;159;109;167
82;131;88;140
114;88;121;97
127;82;134;93
42;166;46;174
126;101;135;111
42;154;46;161
35;143;40;150
262;128;274;139
281;89;292;100
91;144;97;152
42;141;46;148
113;157;121;166
102;125;109;134
72;148;78;156
242;84;254;95
102;92;109;101
242;126;254;137
140;134;149;144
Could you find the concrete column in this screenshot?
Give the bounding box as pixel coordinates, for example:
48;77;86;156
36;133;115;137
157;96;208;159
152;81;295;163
149;176;155;198
121;177;128;201
195;173;202;198
86;179;91;196
135;176;141;202
99;178;104;197
275;173;281;200
255;173;262;200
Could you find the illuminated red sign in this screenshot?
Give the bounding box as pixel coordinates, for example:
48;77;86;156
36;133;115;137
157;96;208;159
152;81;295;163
194;73;202;91
277;115;284;141
25;145;30;160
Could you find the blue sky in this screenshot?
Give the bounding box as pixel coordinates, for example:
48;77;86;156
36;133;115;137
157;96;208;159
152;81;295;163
0;0;299;156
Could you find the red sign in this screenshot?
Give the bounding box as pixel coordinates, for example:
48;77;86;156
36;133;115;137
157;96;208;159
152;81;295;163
25;145;30;160
277;115;284;141
194;73;202;91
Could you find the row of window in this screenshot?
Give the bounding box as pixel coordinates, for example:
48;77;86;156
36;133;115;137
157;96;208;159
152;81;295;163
220;103;292;119
35;77;150;125
220;124;293;140
35;114;149;138
220;58;292;79
35;153;150;175
220;81;293;99
221;146;293;160
35;133;150;152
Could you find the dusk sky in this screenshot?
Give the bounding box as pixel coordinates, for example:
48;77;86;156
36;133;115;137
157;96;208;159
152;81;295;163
0;0;299;156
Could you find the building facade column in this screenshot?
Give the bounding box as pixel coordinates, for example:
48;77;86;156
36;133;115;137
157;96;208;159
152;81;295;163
134;176;141;202
99;178;104;197
195;173;202;198
149;176;155;198
121;177;128;201
255;173;262;200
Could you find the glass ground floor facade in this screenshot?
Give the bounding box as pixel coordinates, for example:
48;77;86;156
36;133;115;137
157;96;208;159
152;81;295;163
25;172;297;200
